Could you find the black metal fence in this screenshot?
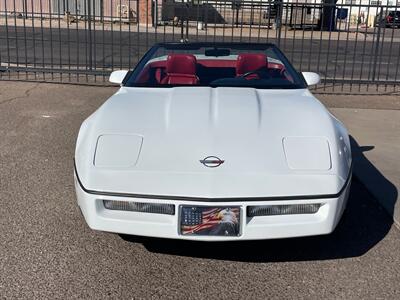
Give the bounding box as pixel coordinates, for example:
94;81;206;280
1;0;400;93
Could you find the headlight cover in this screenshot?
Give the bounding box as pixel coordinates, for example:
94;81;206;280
283;137;332;170
94;134;143;168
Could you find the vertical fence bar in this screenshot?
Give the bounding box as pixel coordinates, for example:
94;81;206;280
74;0;78;81
29;0;37;79
84;0;88;81
40;0;46;80
306;0;317;72
195;0;200;42
348;1;362;93
376;5;388;90
119;0;122;70
298;2;307;72
332;3;344;92
102;0;106;81
4;0;11;79
276;1;282;47
222;0;227;42
212;1;217;42
248;0;253;42
282;3;290;52
371;6;382;85
128;0;132;69
239;1;244;42
136;0;140;64
289;4;298;64
316;2;325;80
358;2;369;92
256;1;262;42
265;0;272;43
204;0;209;42
230;1;235;42
145;0;149;51
110;0;114;72
57;0;62;81
162;0;166;44
48;0;54;80
66;0;71;82
365;2;374;91
93;0;97;82
12;0;20;79
22;0;28;80
392;8;400;92
384;5;395;92
340;0;354;92
323;2;334;91
154;0;159;45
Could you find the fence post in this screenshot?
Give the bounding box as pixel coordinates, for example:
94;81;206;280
87;0;93;71
276;0;283;47
371;7;383;83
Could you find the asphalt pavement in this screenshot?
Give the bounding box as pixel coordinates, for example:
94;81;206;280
0;81;399;299
330;107;400;227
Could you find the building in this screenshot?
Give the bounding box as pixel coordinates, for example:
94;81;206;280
1;0;399;28
0;0;153;25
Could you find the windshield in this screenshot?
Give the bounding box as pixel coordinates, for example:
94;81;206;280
124;43;306;89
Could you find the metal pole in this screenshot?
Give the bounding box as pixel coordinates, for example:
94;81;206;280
24;0;28;18
371;7;383;82
154;0;158;29
276;0;283;47
181;19;184;41
88;0;93;71
236;8;239;28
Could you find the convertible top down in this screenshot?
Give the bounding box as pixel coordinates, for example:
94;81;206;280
74;42;352;241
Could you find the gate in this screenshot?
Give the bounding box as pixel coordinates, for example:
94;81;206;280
0;0;399;93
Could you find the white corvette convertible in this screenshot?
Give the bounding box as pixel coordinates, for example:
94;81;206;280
74;43;352;241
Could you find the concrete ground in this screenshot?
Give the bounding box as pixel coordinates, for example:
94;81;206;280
0;81;399;299
331;108;400;227
318;93;400;226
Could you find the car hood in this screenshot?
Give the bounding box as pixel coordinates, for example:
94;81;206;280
75;87;351;198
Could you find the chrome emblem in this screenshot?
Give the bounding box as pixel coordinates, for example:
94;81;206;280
199;156;225;168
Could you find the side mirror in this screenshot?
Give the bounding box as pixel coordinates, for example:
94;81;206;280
302;72;321;86
109;70;129;85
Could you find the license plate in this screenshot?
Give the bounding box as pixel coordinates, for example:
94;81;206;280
180;206;241;236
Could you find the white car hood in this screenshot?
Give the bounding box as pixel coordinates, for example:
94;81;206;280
75;87;351;198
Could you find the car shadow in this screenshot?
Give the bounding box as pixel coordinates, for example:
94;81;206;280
349;136;398;219
120;136;397;262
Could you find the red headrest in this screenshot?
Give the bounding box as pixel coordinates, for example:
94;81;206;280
166;54;197;75
236;54;267;76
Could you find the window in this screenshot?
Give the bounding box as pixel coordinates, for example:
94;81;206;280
125;43;307;90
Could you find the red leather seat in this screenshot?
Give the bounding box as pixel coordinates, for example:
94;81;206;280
161;54;199;85
236;54;267;79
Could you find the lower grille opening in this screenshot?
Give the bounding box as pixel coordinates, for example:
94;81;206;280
247;204;321;217
103;200;175;215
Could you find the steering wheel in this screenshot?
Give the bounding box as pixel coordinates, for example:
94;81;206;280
240;70;258;79
239;69;270;80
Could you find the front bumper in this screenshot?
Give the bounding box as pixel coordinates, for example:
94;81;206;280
74;172;351;241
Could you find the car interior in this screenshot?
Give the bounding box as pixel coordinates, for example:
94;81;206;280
135;53;293;86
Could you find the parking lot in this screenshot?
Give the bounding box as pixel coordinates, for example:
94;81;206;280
0;81;399;299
